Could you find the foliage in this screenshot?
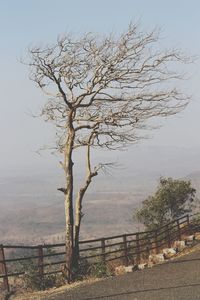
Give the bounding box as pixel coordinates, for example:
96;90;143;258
89;260;113;278
22;260;57;290
135;177;196;230
9;248;65;291
190;215;200;232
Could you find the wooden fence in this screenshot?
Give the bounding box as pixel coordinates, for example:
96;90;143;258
0;214;199;292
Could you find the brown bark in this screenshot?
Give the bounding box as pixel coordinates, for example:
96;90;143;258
74;177;91;260
74;141;98;266
64;112;75;282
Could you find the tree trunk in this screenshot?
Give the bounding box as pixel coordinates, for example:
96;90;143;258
64;123;98;280
74;172;97;268
64;126;75;282
65;190;74;282
74;189;85;265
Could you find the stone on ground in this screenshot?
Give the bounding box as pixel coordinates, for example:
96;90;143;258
173;240;186;251
148;253;165;265
115;265;134;275
162;248;177;259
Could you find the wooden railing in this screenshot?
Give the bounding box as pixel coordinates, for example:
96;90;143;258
78;214;193;265
0;214;199;292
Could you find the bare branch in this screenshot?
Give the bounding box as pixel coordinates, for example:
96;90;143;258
27;23;192;272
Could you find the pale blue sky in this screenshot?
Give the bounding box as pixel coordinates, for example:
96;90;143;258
0;0;200;171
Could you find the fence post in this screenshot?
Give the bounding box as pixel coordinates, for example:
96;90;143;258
38;245;44;279
166;225;171;248
154;230;159;254
146;245;150;258
177;219;182;240
136;233;140;264
101;239;106;264
123;235;128;266
0;244;9;292
186;215;191;235
146;234;151;258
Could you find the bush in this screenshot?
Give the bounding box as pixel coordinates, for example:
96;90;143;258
23;260;57;290
135;177;196;230
89;260;113;278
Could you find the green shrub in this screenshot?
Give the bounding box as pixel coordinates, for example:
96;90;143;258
89;260;113;278
23;260;57;290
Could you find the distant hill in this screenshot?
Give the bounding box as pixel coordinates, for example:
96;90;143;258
1;145;200;244
186;170;200;182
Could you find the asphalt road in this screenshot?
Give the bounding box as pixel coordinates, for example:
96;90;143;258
47;250;200;300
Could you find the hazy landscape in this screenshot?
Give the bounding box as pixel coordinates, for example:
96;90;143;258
1;145;200;245
1;2;200;298
0;0;200;249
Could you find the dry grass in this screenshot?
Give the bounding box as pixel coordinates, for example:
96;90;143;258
11;277;103;300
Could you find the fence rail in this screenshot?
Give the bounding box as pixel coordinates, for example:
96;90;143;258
0;214;200;292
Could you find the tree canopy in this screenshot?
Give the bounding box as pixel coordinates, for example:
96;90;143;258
27;23;192;281
136;177;196;230
28;24;190;153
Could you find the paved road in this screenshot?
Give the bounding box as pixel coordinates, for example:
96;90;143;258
47;250;200;300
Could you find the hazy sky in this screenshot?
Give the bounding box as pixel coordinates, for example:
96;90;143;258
0;0;200;172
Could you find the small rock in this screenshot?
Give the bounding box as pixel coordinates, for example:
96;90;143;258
115;265;126;275
162;248;177;259
137;263;147;270
195;232;200;240
124;265;134;273
173;240;186;251
183;235;195;242
148;253;165;264
115;265;134;275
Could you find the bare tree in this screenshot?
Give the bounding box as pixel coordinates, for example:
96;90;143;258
27;23;190;281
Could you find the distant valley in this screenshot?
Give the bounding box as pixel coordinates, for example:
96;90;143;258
1;145;200;244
